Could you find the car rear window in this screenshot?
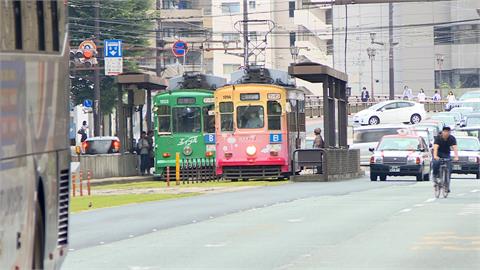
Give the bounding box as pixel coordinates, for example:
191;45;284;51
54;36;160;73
353;129;400;143
85;140;113;154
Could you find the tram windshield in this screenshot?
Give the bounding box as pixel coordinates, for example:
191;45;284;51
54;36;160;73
172;107;201;133
203;105;215;133
237;106;264;129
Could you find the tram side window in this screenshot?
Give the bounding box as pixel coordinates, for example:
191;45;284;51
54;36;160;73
13;0;23;50
51;0;60;51
173;107;201;133
220;102;234;132
36;1;46;51
267;101;282;130
203;105;215;133
237;106;264;129
157;105;171;133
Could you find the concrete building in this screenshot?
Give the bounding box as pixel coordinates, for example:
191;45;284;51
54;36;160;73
211;0;332;91
333;0;480;97
140;0;214;77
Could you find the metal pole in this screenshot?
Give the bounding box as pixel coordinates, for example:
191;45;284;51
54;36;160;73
146;89;152;131
243;0;249;67
388;2;394;100
156;0;163;77
344;5;348;73
93;0;101;136
371;56;374;100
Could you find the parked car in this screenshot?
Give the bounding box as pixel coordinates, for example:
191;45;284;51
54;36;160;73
461;113;480;128
459;91;480;101
82;136;121;155
447;99;480;111
353;100;426;126
450;106;474;118
416;120;443;137
445;92;480;111
430;114;458;128
351;124;406;166
369;133;432;181
452;136;480;179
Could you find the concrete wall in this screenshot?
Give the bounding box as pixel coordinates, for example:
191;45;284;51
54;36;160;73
75;154;139;179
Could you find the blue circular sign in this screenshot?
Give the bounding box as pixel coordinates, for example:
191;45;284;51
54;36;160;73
172;40;188;57
83;99;93;108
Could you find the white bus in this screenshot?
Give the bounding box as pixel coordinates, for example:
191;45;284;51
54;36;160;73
0;1;70;269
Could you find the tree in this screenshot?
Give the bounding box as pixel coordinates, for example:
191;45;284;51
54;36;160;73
69;0;153;113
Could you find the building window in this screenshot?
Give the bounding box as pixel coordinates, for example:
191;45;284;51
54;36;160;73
249;1;256;10
222;33;240;42
434;26;453;45
177;0;192;9
453;24;480;45
289;1;295;18
221;2;240;14
326;39;333;55
325;8;333;25
435;68;480;89
289;32;296;47
223;63;241;74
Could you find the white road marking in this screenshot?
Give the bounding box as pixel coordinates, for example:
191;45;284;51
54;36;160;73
457;193;466;197
68;248;75;251
192;220;197;223
470;189;479;193
204;243;226;248
399;208;412;213
288;218;304;223
424;198;436;203
209;216;214;219
414;204;424;207
152;228;157;232
129;235;134;238
99;241;105;245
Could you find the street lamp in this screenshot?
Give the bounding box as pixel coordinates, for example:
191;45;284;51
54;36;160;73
367;47;377;101
436;53;445;95
290;46;300;63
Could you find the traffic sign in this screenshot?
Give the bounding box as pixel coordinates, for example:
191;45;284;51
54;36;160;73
78;40;97;51
104;57;123;76
172;40;188;57
104;39;122;58
83;99;93;108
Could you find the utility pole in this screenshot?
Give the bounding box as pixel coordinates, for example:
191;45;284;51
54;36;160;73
367;47;376;100
388;3;394;100
150;0;165;132
243;0;249;68
436;54;444;96
93;0;101;136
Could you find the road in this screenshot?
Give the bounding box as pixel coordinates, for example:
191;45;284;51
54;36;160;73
63;175;480;270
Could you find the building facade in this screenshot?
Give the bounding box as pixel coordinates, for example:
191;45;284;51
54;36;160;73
333;0;480;97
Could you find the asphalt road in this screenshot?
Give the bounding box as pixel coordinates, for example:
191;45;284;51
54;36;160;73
63;175;480;270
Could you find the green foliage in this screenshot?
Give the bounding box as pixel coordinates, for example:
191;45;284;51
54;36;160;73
69;0;153;113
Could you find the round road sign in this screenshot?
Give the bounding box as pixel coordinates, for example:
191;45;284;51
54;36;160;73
79;40;97;51
172;40;188;57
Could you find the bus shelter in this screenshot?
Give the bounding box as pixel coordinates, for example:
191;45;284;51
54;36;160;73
288;62;362;181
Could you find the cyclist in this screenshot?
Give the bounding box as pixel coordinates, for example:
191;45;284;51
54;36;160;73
432;126;459;193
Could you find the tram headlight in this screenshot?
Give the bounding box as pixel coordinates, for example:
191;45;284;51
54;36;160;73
183;146;193;156
246;146;257;156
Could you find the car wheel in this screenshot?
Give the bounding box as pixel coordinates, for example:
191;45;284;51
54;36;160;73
410;114;421;124
379;175;387;181
370;173;378;181
368;116;380;125
416;174;423;181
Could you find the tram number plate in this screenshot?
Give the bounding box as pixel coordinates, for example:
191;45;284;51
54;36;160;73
389;166;400;172
270;134;282;143
453;164;461;170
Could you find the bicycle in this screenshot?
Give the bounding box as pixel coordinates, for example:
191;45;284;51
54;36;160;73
435;158;451;198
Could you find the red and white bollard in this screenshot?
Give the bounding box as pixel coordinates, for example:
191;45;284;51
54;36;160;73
79;170;83;196
87;170;91;196
72;173;76;197
166;167;170;187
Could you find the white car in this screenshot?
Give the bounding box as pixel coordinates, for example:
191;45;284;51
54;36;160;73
353;100;426;126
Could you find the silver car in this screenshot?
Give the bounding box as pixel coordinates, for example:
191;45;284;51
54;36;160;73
452;136;480;179
351;124;406;166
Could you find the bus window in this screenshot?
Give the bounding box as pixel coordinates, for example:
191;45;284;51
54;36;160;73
267;101;282;130
220;102;234;131
157;105;171;133
237;106;264;129
173;107;201;133
203;105;215;133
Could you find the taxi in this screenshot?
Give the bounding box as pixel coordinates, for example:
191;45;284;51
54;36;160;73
369;131;432;181
451;136;480;179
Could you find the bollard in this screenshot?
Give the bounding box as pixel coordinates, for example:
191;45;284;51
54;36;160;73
79;170;83;197
166;166;170;187
87;170;91;196
175;153;180;186
72;173;76;197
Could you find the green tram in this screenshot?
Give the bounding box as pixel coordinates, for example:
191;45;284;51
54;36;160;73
153;73;226;180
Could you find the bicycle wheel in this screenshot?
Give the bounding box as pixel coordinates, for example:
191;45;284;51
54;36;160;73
434;170;441;198
442;171;449;198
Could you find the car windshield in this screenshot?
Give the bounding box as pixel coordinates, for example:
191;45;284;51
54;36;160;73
466;117;480;126
431;115;456;126
369;101;390;111
172;107;201;133
377;137;420;151
457;138;480;151
459;92;480;101
85;140;114;154
353;128;401;143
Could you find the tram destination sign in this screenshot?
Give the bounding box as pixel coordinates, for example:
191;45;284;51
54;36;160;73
240;93;260;101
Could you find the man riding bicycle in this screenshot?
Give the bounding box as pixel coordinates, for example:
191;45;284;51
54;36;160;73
432;126;459;193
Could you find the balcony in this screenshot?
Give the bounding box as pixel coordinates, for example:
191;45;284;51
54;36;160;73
294;8;331;41
155;8;205;22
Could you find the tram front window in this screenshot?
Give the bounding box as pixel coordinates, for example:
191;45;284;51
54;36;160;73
237;106;264;129
203;105;215;133
173;107;201;133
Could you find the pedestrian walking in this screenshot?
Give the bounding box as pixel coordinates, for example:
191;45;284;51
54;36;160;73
432;90;442;102
147;130;154;174
77;121;88;143
402;85;413;100
447;91;456;103
313;128;324;174
417;89;426;102
360;87;370;102
137;131;151;175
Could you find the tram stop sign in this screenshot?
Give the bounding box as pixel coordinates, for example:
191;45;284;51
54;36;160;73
172;40;188;57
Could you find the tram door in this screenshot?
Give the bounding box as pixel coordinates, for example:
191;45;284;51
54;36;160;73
286;89;306;170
